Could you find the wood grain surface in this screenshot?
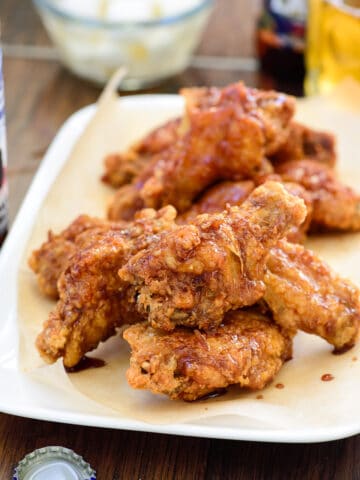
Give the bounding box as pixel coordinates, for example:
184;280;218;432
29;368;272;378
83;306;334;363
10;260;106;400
1;1;357;479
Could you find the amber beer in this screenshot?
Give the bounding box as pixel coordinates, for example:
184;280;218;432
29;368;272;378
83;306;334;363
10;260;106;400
306;0;360;95
0;46;8;245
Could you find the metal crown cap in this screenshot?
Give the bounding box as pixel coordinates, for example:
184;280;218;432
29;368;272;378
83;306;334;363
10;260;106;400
13;445;96;480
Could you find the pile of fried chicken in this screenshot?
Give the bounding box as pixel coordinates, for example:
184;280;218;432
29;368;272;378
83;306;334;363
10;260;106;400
28;82;360;402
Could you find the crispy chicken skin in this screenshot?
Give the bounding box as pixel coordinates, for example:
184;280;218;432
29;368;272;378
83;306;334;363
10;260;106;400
102;100;334;192
108;83;295;220
29;236;76;300
254;176;314;243
265;239;360;351
178;180;255;224
179;179;313;244
108;184;146;223
28;215;122;299
271;121;336;167
123;310;292;401
102;118;181;188
276;159;360;231
181;85;294;156
119;182;306;331
277;182;313;243
36;207;177;367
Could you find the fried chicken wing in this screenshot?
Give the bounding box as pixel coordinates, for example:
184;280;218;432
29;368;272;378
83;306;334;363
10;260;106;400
271;121;336;167
108;83;295;220
102;118;181;188
264;239;360;351
277;182;313;243
123;309;292;401
28;215;121;299
108;184;147;223
29;236;76;300
254;176;314;243
181;85;294;156
276;159;360;231
179;179;313;243
177;180;255;224
36;206;177;367
119;182;306;331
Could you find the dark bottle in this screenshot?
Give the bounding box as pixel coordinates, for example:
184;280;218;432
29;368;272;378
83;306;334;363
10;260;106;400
0;46;8;246
256;0;307;81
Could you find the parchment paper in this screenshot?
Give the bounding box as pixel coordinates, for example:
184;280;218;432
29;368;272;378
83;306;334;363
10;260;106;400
17;79;360;428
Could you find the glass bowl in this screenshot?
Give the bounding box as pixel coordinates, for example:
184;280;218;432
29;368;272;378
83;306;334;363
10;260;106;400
32;0;214;89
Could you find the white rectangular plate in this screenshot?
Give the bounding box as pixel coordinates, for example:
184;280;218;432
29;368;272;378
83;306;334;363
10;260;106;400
2;94;360;443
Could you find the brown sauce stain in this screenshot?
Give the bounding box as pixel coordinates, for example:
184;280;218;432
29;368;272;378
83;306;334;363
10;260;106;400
332;344;353;355
275;383;284;389
321;373;334;382
194;388;228;402
65;356;106;373
352;356;358;362
256;394;264;400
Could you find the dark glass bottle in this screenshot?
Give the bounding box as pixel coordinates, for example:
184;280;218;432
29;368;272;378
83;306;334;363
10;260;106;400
0;47;8;246
256;0;307;81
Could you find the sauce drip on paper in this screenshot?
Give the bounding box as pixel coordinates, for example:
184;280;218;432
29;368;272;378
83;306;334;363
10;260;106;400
195;388;228;402
65;356;106;373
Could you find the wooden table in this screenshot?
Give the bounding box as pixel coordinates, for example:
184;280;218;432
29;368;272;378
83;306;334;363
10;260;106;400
1;1;358;478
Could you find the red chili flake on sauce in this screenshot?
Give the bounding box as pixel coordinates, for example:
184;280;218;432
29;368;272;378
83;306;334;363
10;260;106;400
321;373;334;382
275;383;284;389
256;394;264;400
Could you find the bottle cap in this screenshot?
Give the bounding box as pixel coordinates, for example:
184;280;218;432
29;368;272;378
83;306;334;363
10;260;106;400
13;446;96;480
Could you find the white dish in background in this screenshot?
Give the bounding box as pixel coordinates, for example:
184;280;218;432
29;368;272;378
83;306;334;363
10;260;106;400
2;94;360;443
32;0;213;88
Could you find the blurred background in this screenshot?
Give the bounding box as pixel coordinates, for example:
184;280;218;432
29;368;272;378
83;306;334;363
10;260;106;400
1;1;276;92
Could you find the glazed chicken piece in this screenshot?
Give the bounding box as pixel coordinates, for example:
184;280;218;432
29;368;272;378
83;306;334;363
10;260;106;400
265;239;360;351
119;182;306;331
28;215;123;299
254;176;313;243
108;83;295;220
181;85;294;156
103;93;334;194
123;309;292;401
276;181;313;243
276;159;360;231
179;179;313;244
177;180;255;224
36;206;177;367
102;118;181;188
271;121;336;167
102;107;334;192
